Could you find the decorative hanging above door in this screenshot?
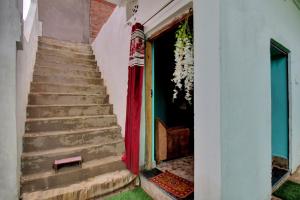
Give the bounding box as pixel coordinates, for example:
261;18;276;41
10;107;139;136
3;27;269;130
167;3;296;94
126;0;139;20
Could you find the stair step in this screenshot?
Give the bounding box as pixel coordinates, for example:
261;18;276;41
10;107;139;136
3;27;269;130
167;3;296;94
35;64;97;72
30;83;105;95
33;75;103;85
23;126;121;152
28;93;108;105
25;115;117;133
21;140;124;175
27;104;113;118
36;59;96;68
39;36;91;48
38;37;92;52
21;156;126;193
33;67;101;78
21;169;135;200
36;54;97;66
38;46;95;59
37;50;95;61
38;42;92;54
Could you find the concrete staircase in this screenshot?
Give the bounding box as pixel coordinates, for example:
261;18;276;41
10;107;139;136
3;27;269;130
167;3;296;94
21;37;135;200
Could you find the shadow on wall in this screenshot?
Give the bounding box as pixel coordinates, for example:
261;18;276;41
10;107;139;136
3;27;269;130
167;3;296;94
38;0;90;43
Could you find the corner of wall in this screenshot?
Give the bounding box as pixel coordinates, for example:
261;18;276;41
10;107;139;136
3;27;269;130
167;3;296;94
16;2;40;197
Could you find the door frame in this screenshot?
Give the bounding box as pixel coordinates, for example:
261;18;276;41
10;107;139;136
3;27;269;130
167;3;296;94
270;39;292;176
144;8;193;169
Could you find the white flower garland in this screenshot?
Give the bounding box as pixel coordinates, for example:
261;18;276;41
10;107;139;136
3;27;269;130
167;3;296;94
172;19;194;104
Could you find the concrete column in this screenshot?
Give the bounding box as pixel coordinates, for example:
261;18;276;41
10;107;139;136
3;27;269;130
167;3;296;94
194;0;222;199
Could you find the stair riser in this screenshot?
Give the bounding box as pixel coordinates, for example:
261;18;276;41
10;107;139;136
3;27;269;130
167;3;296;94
26;116;117;133
35;64;97;72
23;128;122;152
38;48;95;59
38;41;92;53
39;38;91;48
33;75;103;85
28;94;108;105
21;160;125;193
22;142;125;175
30;84;106;95
27;105;113;118
36;61;96;69
21;170;136;200
37;52;95;63
36;61;97;70
37;56;97;66
33;69;100;78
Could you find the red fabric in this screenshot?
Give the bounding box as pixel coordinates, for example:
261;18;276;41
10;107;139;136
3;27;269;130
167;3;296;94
122;23;145;175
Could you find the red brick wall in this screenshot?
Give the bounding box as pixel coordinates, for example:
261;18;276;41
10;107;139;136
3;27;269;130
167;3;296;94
90;0;116;42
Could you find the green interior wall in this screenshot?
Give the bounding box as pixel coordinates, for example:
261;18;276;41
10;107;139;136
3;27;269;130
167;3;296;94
271;53;289;159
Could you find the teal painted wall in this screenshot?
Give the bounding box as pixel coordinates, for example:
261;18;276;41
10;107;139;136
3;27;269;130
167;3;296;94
271;56;289;159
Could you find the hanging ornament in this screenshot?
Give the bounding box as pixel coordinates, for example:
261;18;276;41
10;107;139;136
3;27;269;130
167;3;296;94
172;17;194;104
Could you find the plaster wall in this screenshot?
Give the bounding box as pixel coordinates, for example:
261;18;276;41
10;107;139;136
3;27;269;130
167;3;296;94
219;0;300;199
16;0;40;188
0;0;21;199
91;0;167;167
94;1;300;200
38;0;90;43
193;0;221;199
92;0;191;167
23;0;31;19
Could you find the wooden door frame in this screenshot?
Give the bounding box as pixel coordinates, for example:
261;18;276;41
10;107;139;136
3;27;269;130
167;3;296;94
145;41;153;169
144;12;193;169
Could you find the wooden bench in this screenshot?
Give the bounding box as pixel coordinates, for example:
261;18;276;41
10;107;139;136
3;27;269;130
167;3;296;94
155;118;190;163
53;156;82;172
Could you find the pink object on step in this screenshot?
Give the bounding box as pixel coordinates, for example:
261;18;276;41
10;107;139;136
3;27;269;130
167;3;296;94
53;156;82;171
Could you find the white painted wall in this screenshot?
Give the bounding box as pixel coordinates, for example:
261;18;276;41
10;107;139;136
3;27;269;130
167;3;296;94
194;0;221;199
0;0;21;199
92;0;192;167
23;0;31;19
92;6;131;138
94;0;300;200
92;0;171;137
16;0;40;184
218;1;300;199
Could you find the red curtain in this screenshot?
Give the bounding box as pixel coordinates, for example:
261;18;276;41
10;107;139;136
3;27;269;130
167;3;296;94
122;23;145;175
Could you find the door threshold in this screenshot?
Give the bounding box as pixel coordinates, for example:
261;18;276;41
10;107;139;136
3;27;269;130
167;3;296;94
272;171;290;192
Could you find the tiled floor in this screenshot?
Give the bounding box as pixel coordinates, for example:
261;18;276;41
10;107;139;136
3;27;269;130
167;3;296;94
157;156;194;182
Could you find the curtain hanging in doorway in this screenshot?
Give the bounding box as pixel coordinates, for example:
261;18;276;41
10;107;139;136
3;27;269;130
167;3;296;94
122;23;145;175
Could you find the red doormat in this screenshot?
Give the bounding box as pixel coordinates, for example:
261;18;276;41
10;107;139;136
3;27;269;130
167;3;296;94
150;171;194;199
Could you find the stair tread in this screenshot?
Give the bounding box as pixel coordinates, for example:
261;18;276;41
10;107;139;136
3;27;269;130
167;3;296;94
26;114;116;122
38;46;94;56
35;65;97;72
29;92;105;96
27;103;111;108
33;74;102;80
24;125;120;138
21;156;123;182
21;169;135;200
37;51;94;59
36;61;96;67
31;82;104;88
33;74;101;80
39;36;91;47
22;139;123;158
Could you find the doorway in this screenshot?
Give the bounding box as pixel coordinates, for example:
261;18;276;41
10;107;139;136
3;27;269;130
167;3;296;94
271;40;290;186
153;22;194;182
143;13;195;199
